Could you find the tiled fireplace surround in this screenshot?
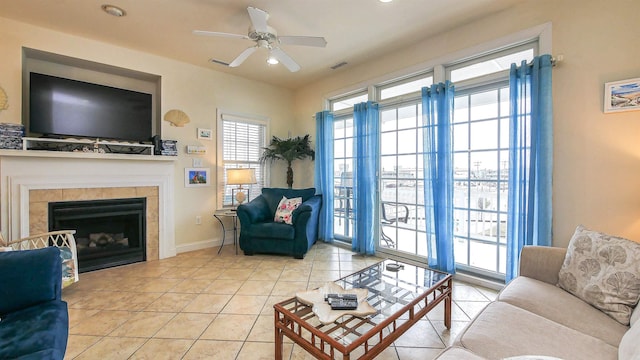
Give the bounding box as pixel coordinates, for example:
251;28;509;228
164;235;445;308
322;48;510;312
0;152;176;261
29;186;161;262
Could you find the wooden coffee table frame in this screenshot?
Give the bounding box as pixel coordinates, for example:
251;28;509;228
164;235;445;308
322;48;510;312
274;261;452;359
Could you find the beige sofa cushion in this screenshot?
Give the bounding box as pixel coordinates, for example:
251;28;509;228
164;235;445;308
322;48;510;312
499;276;628;346
519;246;567;285
455;301;618;360
557;225;640;325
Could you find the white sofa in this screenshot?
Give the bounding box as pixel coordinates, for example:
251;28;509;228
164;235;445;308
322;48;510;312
436;245;640;360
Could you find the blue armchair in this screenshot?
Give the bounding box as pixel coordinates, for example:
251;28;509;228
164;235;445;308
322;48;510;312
237;187;322;259
0;247;69;360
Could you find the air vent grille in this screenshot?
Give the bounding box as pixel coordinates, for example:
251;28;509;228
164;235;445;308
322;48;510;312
209;59;230;66
330;61;348;70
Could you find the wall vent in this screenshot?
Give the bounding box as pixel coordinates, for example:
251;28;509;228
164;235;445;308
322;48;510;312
330;61;348;70
209;58;230;66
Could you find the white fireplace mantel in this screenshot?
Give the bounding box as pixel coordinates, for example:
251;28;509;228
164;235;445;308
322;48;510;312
0;150;176;259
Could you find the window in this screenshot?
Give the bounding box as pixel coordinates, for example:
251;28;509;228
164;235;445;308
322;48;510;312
448;44;535;83
452;84;510;278
378;102;428;259
331;92;368;112
448;42;536;280
329;93;367;243
378;74;433;100
217;112;268;208
329;75;433;246
332;114;355;241
324;33;542;279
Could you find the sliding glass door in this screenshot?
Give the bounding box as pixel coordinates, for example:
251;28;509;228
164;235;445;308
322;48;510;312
378;102;428;260
332;115;355;242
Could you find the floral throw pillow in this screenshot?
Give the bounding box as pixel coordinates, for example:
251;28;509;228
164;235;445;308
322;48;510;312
274;196;303;225
557;225;640;325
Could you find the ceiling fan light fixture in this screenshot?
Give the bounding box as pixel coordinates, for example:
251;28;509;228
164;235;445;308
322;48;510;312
194;6;324;72
266;53;279;65
101;4;126;17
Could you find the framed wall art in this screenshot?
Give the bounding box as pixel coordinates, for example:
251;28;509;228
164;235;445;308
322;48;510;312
197;128;213;140
604;77;640;113
185;167;210;187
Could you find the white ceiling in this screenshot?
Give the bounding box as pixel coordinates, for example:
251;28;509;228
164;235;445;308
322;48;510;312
0;0;523;90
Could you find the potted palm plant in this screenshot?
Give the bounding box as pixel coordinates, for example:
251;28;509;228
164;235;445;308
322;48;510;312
260;135;315;188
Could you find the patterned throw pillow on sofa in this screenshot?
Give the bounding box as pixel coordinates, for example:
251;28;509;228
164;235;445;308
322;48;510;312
274;196;303;225
557;225;640;325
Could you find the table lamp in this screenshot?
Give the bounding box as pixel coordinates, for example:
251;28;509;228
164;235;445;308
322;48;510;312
226;168;257;208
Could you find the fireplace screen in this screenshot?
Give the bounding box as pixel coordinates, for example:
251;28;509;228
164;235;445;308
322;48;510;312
49;197;146;272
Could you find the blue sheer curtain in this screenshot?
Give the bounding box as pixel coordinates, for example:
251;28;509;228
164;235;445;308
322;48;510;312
314;111;334;243
422;82;455;273
506;54;553;282
352;102;379;255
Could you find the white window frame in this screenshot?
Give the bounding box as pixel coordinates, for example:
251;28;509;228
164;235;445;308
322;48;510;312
216;109;270;209
330;90;368;114
323;22;551;104
446;43;537;85
322;23;551;269
376;72;434;102
450;81;512;280
330;112;356;242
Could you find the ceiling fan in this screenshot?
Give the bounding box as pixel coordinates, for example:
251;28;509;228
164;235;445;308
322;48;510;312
193;6;327;72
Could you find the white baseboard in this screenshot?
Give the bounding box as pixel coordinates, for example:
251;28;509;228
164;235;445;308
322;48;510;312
454;272;505;291
176;238;221;254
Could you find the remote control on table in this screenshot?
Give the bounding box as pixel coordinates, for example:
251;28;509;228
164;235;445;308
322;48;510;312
325;293;358;302
330;299;358;310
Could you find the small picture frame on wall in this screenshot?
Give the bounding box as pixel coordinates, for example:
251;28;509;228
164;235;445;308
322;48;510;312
197;128;213;140
604;77;640;113
185;168;210;187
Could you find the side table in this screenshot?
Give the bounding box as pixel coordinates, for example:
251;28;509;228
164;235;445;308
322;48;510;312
213;210;238;255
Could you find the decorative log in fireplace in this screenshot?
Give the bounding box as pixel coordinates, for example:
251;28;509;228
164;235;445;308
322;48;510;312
48;198;146;272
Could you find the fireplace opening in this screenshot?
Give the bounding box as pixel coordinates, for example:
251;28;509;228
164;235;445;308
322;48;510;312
49;197;146;273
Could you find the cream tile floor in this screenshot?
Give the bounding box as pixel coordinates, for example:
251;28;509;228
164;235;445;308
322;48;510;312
62;243;498;359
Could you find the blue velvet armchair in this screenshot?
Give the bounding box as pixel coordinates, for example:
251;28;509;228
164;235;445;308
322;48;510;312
0;247;69;360
237;187;322;259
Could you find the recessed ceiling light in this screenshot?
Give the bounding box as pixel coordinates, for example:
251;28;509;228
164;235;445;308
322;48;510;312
379;0;393;2
101;4;126;17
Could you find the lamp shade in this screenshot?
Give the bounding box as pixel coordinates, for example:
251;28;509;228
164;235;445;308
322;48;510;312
226;168;257;185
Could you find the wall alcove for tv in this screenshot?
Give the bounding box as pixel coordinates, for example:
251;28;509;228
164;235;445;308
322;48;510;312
21;47;162;142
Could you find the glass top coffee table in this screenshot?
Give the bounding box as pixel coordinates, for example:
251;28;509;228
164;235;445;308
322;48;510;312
274;259;452;359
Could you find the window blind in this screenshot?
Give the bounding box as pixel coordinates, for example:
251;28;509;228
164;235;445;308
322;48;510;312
221;118;266;206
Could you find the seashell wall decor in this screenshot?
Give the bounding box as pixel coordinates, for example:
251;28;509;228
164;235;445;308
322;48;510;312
163;109;190;127
0;86;8;110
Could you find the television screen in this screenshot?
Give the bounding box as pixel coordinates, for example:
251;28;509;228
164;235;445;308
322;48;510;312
29;72;153;142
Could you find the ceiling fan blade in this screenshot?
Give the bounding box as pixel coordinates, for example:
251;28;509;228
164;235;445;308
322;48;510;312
229;46;257;67
247;7;269;33
270;48;301;72
193;30;249;40
278;36;327;48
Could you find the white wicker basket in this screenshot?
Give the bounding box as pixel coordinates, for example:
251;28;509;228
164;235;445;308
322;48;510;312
1;230;79;288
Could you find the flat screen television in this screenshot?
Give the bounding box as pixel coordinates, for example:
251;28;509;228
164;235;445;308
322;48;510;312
29;72;153;142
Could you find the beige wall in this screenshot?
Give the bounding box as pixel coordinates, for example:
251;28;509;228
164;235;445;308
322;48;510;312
293;0;640;247
0;17;295;251
2;0;639;251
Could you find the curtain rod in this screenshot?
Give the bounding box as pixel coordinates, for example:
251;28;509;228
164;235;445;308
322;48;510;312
530;54;563;67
